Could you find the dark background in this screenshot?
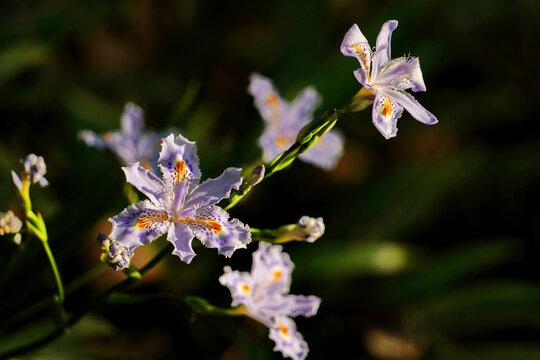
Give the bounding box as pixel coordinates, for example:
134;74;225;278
1;0;539;359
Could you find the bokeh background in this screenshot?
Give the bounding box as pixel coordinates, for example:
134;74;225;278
1;0;539;359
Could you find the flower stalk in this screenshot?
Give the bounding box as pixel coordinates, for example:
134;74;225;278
15;161;65;305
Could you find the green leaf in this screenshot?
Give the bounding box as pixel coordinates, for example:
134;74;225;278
0;43;49;88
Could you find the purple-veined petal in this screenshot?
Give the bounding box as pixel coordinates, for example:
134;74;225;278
121;102;144;140
135;133;162;170
122;162;169;207
78;130;107;149
167;221;196;264
184;167;243;209
372;20;398;77
353;68;371;89
219;266;254;307
109;200;170;250
269;316;309;360
288;86;320;125
251;242;293;296
159;133;201;211
372;91;404;139
375;57;426;92
299;130;344;170
248;73;286;127
382;88;437;125
11;171;22;191
105;131;139;164
275;295;321;318
340;24;372;80
182;205;251;258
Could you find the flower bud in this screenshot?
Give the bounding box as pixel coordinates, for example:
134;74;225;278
0;211;23;236
100;236;134;271
247;165;265;186
22;154;49;187
290;216;325;243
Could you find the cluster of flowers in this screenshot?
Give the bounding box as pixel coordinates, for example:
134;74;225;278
5;20;436;360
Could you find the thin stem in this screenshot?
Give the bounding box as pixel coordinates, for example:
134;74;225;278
1;263;107;329
107;292;244;317
40;239;64;304
224;109;340;210
0;243;173;358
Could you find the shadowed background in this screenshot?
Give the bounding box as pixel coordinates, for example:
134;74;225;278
1;0;539;359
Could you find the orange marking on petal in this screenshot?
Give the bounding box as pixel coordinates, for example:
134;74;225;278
351;44;370;80
274;136;288;148
141;161;152;170
174;160;187;185
273;270;283;281
266;93;279;106
177;216;223;234
241;284;251;292
136;212;168;228
382;97;393;117
278;323;289;336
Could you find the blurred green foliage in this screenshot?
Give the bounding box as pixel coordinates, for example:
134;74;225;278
1;0;539;359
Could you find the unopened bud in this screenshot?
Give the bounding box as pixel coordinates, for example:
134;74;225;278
0;211;23;236
22;154;49;187
100;236;134;271
290;216;325;243
247;165;265;186
0;211;23;245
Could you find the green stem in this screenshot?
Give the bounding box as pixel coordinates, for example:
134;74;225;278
1;263;107;329
224;109;340;210
40;239;64;304
0;243;173;358
106;293;244;317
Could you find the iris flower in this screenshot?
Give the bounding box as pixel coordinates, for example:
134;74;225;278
220;242;320;360
79;102;163;168
249;74;344;170
109;134;251;264
341;20;437;139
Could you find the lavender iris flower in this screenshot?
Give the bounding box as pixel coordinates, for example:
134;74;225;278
220;242;320;360
79;102;163;169
341;20;437;139
109;133;251;264
249;74;344;170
